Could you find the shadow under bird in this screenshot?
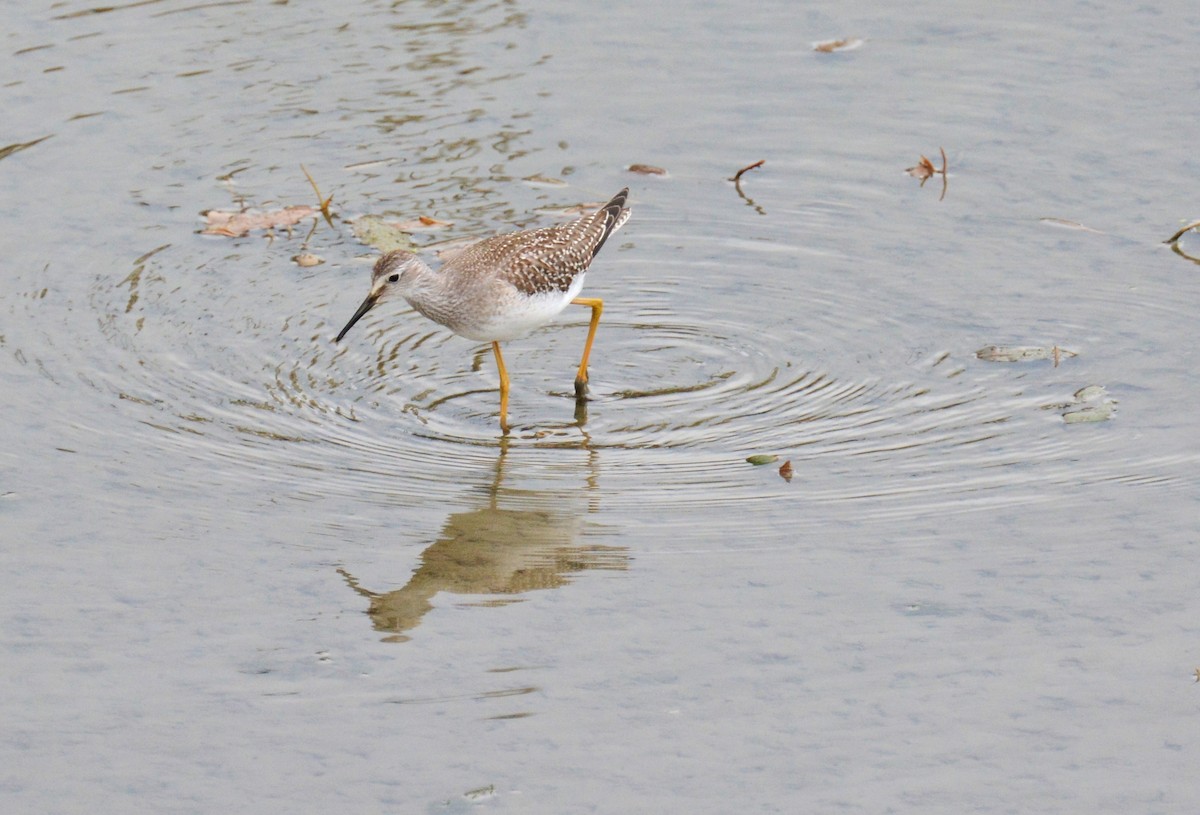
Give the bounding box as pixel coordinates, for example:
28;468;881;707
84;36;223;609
335;188;631;432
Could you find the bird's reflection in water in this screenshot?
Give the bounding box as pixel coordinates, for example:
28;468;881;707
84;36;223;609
339;441;627;642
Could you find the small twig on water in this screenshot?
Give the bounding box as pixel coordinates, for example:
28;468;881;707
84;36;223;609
937;147;948;201
729;160;767;214
1164;219;1200;245
301;164;336;228
730;159;765;184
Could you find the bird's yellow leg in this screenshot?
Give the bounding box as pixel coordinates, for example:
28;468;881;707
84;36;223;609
571;297;603;400
492;341;511;434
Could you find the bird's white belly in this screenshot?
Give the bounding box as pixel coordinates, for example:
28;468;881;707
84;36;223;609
457;274;587;342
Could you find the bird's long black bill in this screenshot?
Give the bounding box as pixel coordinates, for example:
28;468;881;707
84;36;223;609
335;294;378;342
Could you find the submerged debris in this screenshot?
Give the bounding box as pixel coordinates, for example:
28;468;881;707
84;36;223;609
1043;385;1117;424
348;215;418;253
1062;404;1116;424
976;345;1077;367
1062;386;1117;424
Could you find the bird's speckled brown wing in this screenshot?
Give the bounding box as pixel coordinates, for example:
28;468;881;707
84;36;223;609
442;189;630;297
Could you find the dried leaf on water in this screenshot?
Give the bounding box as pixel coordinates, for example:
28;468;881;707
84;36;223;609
905;156;936;181
813;38;864;53
975;345;1078;365
292;252;323;267
778;460;794;482
201;206;318;237
627;163;667;176
348;215;418;253
906;148;948;199
746;454;779;466
1164;219;1200;245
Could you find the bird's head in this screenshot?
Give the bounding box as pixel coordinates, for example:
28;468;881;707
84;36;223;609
334;250;426;342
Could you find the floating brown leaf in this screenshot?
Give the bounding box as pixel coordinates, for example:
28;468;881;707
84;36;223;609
906;147;948;199
905;155;936;181
201;206;318;237
627;163;667;176
813;38;864;53
778;460;794;482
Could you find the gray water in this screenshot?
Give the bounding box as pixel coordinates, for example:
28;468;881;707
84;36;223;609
3;1;1199;812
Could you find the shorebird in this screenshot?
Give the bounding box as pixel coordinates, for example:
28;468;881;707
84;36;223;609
335;188;630;432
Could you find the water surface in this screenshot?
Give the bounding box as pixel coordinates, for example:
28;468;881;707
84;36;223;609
3;1;1198;812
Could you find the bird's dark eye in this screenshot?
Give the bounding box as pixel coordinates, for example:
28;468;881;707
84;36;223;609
388;273;400;282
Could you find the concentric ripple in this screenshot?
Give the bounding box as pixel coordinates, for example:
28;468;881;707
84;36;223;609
0;184;1187;542
0;228;1156;534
